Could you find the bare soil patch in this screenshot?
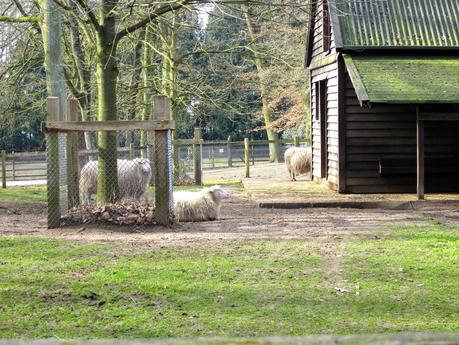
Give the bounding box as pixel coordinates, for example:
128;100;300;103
0;186;437;247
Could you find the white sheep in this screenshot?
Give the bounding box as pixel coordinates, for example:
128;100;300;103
173;185;230;222
284;146;312;181
79;158;152;204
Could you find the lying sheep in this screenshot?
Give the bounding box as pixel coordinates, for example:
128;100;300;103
80;158;152;204
284;146;312;181
173;185;230;222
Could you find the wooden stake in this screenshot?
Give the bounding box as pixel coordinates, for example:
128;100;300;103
67;99;80;208
244;138;250;178
227;136;232;167
46;97;61;228
294;136;300;147
153;96;173;226
1;151;6;189
193;127;202;185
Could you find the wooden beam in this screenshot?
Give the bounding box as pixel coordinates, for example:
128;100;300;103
66;99;80;208
44;120;175;132
153;95;172;120
418;113;459;121
319;80;328;179
46;97;61;228
417;107;425;200
337;55;347;193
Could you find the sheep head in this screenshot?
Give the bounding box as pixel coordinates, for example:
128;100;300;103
133;158;151;175
208;185;230;202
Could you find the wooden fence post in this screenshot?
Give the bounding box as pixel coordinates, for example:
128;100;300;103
1;151;6;189
129;143;135;160
153;95;173;226
46;97;61;228
294;136;300;147
227;136;232;167
67;99;80;208
244;138;250;178
12;151;15;181
211;144;215;168
193;127;202;185
251;142;255;165
173;142;180;179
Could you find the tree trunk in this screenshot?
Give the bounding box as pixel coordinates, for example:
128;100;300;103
95;7;119;204
243;6;281;163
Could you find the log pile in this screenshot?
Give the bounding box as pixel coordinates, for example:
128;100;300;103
174;173;195;186
62;202;156;226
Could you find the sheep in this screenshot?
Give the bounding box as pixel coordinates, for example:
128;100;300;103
284;146;312;181
79;158;152;204
173;185;230;222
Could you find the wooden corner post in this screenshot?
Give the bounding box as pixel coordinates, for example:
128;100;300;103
67;99;80;208
153;96;174;226
417;107;425;200
193;127;202;185
46;97;61;228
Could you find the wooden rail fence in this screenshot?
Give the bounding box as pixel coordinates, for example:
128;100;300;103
1;134;307;189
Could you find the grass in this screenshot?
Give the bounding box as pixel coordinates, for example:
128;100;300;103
1;222;458;338
0;181;242;204
0;186;46;203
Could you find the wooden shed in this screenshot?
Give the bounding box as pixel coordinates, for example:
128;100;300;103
305;0;459;198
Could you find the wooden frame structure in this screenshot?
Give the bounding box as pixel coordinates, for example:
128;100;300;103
45;95;175;228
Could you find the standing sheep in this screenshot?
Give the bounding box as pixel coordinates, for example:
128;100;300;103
284;146;312;181
80;158;152;204
173;185;230;222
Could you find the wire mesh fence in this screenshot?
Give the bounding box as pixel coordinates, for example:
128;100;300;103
45;96;174;228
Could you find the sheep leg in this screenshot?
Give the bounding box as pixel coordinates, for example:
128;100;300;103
292;172;296;182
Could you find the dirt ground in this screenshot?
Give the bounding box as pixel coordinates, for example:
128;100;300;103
2;184;458;247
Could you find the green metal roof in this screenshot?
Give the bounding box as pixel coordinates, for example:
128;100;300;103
344;56;459;104
330;0;459;49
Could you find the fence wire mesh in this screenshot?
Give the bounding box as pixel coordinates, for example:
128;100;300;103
47;128;173;227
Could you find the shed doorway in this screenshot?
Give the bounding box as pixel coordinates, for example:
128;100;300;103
417;110;459;198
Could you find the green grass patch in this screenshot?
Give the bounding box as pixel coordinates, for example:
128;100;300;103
1;222;458;338
338;224;459;333
0;186;46;203
0;238;324;338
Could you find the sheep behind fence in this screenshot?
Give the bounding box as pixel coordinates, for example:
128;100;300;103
79;158;152;205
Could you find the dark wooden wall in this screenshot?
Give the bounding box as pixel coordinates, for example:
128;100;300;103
308;0;459;194
344;74;459;193
310;0;340;188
